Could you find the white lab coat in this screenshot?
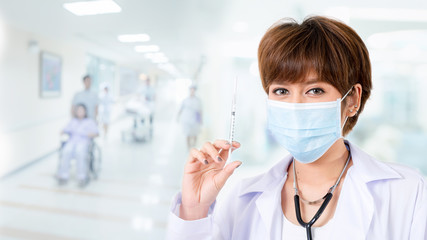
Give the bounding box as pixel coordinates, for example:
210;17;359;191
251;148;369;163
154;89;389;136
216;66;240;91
166;141;427;239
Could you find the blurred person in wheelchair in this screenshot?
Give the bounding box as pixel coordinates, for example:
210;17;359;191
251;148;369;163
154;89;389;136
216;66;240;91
57;104;99;187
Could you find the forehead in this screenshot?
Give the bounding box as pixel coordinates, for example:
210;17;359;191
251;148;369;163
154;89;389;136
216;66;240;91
271;71;320;85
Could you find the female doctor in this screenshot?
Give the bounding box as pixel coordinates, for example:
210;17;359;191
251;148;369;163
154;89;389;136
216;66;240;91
166;16;427;240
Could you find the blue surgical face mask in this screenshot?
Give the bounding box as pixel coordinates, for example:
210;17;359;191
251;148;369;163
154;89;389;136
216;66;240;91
267;87;352;164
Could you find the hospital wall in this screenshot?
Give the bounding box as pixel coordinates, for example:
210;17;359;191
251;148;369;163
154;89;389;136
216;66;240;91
0;22;132;178
0;22;86;177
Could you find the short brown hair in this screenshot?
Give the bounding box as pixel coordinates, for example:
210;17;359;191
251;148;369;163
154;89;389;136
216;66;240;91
258;16;372;135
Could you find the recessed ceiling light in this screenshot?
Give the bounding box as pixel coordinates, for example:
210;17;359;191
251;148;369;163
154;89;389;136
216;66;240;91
118;34;150;43
144;52;165;59
63;1;121;16
135;45;160;53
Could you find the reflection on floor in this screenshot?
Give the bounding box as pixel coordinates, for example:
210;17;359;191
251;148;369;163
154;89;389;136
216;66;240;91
0;108;188;239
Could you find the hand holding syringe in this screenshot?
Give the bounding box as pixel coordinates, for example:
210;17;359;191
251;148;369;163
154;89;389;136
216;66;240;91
179;77;242;221
219;77;238;162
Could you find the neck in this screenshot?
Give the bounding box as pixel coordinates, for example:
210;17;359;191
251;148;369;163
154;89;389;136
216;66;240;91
291;139;350;186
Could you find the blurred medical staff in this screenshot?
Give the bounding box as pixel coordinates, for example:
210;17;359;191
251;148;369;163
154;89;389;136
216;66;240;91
72;75;99;121
99;84;114;137
177;85;203;149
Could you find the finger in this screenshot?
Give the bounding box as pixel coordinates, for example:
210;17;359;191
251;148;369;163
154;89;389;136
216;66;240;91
216;141;241;160
213;139;232;151
214;140;241;150
214;140;232;160
188;148;209;165
201;142;223;163
230;141;241;153
213;161;242;191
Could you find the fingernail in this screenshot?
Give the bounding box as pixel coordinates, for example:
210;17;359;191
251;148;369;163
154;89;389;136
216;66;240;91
217;156;223;162
204;159;209;165
236;163;242;168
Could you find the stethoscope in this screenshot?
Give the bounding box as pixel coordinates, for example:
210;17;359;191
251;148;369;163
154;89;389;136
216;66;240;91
292;143;351;240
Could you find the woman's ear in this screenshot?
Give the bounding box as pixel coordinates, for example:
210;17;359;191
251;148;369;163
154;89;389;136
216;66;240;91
346;83;362;117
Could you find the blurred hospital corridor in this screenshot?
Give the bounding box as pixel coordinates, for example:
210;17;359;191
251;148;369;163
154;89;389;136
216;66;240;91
1;0;427;239
0;85;188;239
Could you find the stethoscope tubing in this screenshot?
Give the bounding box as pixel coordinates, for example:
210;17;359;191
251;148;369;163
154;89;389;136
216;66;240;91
292;143;351;240
294;188;333;239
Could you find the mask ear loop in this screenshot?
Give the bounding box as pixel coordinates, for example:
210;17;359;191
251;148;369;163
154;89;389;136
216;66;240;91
340;86;354;135
341;116;348;131
340;86;354;103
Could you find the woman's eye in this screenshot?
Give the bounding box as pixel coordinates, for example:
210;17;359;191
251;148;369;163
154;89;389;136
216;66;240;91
273;88;289;95
307;88;325;95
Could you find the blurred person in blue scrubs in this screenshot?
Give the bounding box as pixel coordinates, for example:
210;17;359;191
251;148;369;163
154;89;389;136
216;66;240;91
177;85;203;149
57;104;98;187
72;75;99;121
166;16;427;240
99;84;114;138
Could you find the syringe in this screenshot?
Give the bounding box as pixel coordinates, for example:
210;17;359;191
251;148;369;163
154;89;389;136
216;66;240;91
227;77;238;162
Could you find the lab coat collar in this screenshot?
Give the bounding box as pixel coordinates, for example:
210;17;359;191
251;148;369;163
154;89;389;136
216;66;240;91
238;155;292;196
346;140;402;183
237;140;402;239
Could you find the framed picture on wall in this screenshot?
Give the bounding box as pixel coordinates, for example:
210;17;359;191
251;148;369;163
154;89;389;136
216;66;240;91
40;52;62;98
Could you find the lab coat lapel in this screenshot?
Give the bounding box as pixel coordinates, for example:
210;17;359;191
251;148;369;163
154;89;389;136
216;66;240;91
239;156;293;240
331;168;374;239
255;175;287;240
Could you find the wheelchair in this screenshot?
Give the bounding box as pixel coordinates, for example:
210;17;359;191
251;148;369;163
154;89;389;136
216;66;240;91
86;140;102;179
57;135;102;184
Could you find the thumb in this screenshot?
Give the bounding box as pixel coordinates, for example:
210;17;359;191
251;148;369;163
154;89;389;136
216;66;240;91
214;161;242;191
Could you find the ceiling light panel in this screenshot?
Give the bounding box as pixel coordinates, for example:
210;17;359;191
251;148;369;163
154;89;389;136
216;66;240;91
63;1;122;16
118;34;150;43
135;45;160;53
151;57;169;63
144;52;165;59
